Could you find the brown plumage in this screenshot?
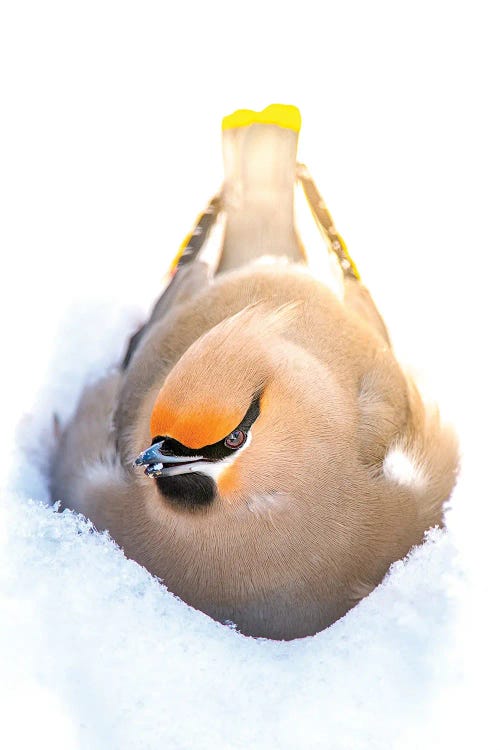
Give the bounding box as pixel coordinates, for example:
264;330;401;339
51;110;458;639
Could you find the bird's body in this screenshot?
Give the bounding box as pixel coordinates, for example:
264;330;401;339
51;106;458;639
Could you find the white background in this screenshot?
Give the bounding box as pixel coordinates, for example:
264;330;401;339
1;1;499;747
2;1;498;426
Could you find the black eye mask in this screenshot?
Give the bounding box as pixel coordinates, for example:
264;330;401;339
151;392;261;462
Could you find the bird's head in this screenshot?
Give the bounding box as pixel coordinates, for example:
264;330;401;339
134;303;350;511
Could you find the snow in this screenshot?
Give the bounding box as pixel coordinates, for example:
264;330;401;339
0;494;461;750
1;1;499;748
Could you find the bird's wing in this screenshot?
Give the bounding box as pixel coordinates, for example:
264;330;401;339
121;195;223;369
50;371;124;524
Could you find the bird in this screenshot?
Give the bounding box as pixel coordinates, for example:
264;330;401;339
51;104;458;640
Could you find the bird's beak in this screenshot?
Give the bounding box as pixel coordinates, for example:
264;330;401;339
134;441;205;478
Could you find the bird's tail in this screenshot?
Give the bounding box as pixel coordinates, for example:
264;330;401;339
217;104;303;272
169;104;359;281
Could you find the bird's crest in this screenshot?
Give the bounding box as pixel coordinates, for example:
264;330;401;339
149;303;298;448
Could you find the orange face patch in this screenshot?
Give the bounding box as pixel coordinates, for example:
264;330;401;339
217;464;241;495
150;398;244;449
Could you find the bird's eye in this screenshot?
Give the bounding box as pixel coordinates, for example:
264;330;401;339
224;429;246;450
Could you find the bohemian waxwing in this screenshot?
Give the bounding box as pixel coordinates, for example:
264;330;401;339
51;105;458;640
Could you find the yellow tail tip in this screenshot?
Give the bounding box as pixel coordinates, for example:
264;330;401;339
222;103;301;132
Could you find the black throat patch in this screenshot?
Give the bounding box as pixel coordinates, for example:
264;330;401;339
155;472;216;509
